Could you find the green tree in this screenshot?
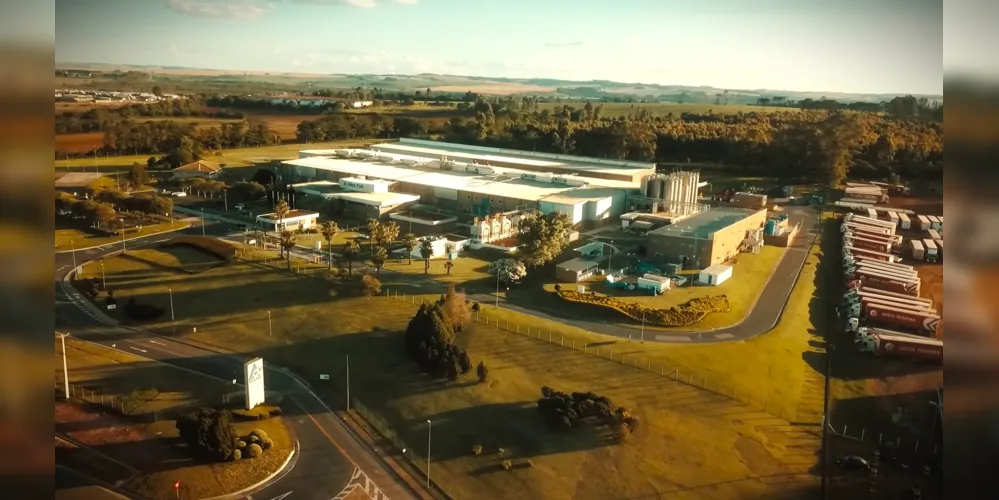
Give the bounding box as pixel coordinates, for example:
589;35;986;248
230;181;266;202
126;162;148;190
274;199;290;232
402;233;418;265
516;211;572;267
93;203;117;229
175;408;238;462
320;221;340;270
476;360;489;383
343;239;361;276
419;239;434;274
279;229;297;265
365;218;381;253
359;274;382;300
371;245;388;276
377;221;400;248
444;261;454;275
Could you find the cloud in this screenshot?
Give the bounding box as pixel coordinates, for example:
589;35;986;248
167;0;269;19
544;41;586;48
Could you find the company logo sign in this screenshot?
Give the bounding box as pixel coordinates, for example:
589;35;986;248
244;358;265;410
340;180;366;191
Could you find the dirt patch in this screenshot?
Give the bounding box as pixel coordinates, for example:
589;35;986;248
56;133;105;154
432;84;556;95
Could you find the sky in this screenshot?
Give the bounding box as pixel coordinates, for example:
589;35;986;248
55;0;943;95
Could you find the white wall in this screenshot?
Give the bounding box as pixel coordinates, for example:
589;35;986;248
540;201;585;224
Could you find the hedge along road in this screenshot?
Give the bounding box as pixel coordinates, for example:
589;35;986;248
54;223;422;500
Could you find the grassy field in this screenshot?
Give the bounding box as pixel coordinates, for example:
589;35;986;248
55;222;184;252
54;139;386;171
536;102;800;117
55;337;293;500
84;239;823;499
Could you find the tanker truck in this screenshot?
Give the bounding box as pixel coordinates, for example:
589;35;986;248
843;235;894;254
843;246;903;263
842;229;903;245
843;213;897;232
854;331;943;363
846;304;940;337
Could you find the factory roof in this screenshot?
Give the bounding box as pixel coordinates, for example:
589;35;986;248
370;138;655;179
293;181;420;207
538;188;620;205
649;207;760;239
55;172;106;188
285;155;636;203
557;257;601;272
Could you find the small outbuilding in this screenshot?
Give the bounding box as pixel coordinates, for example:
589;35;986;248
556;258;601;283
697;264;733;286
636;273;672;294
255;209;319;232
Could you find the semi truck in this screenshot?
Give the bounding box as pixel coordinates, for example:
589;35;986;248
846;304;940;336
844;297;937;319
911;239;925;260
841;221;891;235
923;239;939;263
847;263;919;279
842;228;902;244
853;258;916;272
843;253;911;268
850;286;932;305
843;246;903;263
855;332;943;363
845;272;920;296
843;235;893;253
844;290;933;310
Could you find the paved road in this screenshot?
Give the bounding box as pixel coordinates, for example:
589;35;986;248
55;219;419;500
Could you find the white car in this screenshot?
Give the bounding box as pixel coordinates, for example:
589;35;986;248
234;203;246;210
171;191;187;197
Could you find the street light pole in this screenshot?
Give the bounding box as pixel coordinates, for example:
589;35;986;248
70;241;77;269
201;209;206;236
100;262;106;289
268;311;272;337
495;273;500;310
426;419;432;488
121;220;127;253
168;288;175;322
57;333;70;399
346;355;350;411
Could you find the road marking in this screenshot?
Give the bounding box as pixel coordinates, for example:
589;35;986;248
150;340;167;346
57;265;67;273
715;333;735;339
129;346;147;353
656;335;691;342
267;492;293;500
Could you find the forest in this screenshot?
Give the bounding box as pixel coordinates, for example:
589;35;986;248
56;94;942;185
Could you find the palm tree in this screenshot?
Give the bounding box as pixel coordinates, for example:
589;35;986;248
444;261;454;275
402;233;418;265
279;229;297;269
274;199;290;232
343;239;361;276
320;221;340;270
365;218;381;253
419;239;434;274
371;245;388;277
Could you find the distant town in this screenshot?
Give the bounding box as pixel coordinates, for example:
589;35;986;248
55;89;185;104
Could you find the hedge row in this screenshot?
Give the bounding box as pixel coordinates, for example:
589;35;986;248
162;235;236;261
556;291;730;327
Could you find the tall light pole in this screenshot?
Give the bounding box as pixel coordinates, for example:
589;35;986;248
495;272;500;310
268;311;272;337
201;209;206;236
426;419;432;488
120;219;127;253
346;355;350;411
57;333;70;399
168;288;175;322
100;262;106;289
70;241;77;270
606;241;614;274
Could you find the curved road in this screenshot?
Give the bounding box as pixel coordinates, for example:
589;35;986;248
55;219;420;500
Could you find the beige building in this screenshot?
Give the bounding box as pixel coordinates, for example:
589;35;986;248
172;160;222;179
646;207;767;268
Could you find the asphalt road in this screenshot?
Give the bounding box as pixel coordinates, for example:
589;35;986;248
55;219;417;500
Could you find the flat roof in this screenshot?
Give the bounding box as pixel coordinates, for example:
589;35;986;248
55;172;105;187
371;138;655;177
285;156;636;203
294;181;419;207
258;209;319;220
701;264;733;275
558;257;601;272
539;187;620;205
649;207;759;239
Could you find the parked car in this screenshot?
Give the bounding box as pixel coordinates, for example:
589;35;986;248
835;455;870;470
171;191;187;197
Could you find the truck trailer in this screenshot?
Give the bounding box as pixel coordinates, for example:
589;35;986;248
844;296;937;317
843;246;903;263
845;290;933;310
847;304;940;336
851;265;919;281
844;256;914;271
843;235;893;253
911;239;925;260
898;212;911;229
923;239;939;263
844;214;897;231
855;332;943;363
853;286;932;305
843;230;903;245
841;221;892;235
846;272;920;296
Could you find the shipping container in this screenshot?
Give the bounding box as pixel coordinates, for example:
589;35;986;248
917;215;932;230
888;212;900;227
928;215;942;230
911;239;925;260
898;212;911;229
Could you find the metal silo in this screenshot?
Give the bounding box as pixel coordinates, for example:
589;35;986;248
649;175;662;200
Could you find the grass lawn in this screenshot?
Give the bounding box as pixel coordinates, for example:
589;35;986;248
125;246;224;273
383;250;498;285
54;139;387;171
534;245;786;332
55;338;293;500
86;245;822;500
56;222;184;252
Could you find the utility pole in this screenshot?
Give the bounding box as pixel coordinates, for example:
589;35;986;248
641;310;645;343
267;311;272;337
168;288;175;322
201;209;206;236
57;333;70;399
495;272;500;310
426;419;432;488
121;220;127;253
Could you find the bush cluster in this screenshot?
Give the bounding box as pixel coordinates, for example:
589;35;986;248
176;408;238;462
404;290;472;380
536;386;639;436
162;236;236;261
555;291;730;327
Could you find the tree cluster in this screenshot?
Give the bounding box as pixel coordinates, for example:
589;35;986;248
536;386;639;436
175;407;239;462
517;211;573;267
488;258;528;284
404;286;472;380
57;188;174;224
55;97;242;134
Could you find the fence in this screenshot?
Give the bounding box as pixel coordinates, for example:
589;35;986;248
56;381;167;423
827;421;939;461
352;398;453;500
384;289;803;423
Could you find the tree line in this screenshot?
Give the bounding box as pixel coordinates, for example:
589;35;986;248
55;96;243;134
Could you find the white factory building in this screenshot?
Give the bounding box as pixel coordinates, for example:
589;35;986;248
283;139;656;227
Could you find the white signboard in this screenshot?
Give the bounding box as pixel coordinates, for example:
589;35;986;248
244;357;265;410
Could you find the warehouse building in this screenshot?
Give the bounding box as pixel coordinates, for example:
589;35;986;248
283;141;643;228
645;207;767;268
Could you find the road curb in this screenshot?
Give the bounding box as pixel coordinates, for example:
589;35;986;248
202;441;299;500
55;223;191;254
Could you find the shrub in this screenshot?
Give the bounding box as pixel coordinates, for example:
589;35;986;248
471;445;483;456
471;302;480;312
554;283;562;292
247;443;263;458
502;459;512;470
175;408;238;462
249;429;268;440
248;435;260;444
554;291;731;327
536;386;618;431
476;361;489;383
260;437;274;450
525;459;535;468
230;448;242;461
237;440;247;448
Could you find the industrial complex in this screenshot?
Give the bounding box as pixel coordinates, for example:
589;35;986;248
279;138;793;283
